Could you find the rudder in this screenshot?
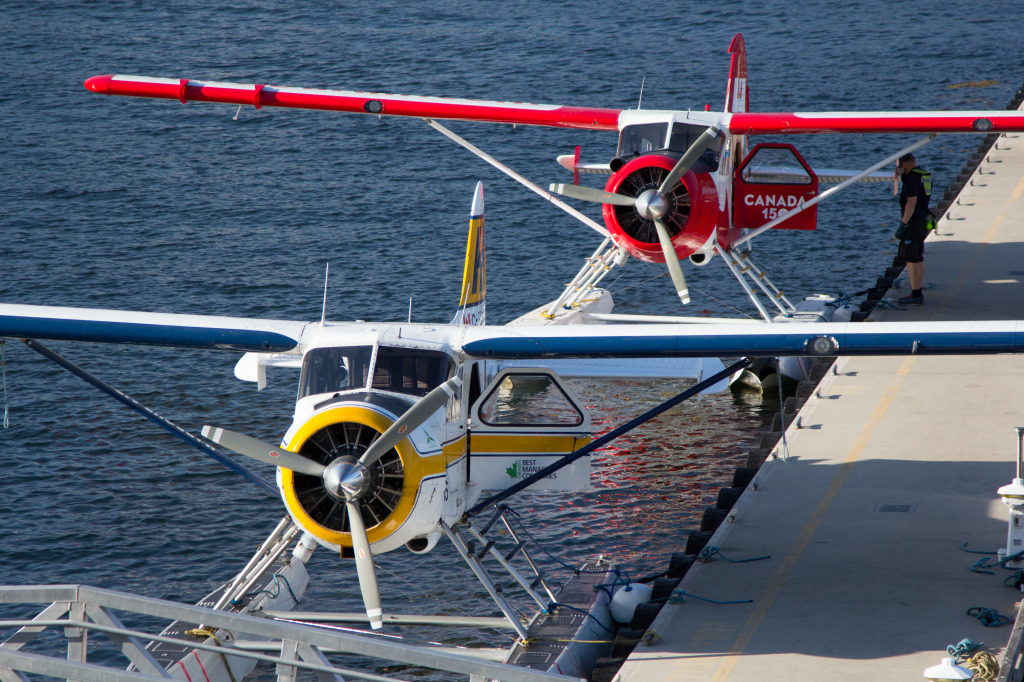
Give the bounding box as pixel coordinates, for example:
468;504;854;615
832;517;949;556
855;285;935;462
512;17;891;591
451;182;487;326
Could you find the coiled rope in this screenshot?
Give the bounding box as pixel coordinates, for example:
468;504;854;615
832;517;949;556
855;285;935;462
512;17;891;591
967;607;1012;628
698;545;771;564
947;637;982;661
967;651;1001;681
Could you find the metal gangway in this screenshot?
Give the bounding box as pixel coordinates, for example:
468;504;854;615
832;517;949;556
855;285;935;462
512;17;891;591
0;585;582;682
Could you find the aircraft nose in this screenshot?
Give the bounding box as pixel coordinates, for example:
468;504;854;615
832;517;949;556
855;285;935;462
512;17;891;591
83;75;113;93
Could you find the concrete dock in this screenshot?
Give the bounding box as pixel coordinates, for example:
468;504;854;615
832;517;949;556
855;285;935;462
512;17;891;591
615;129;1024;681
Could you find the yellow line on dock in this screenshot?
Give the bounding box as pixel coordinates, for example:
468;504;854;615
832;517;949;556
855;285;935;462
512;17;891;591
938;172;1023;311
709;357;915;681
1012;174;1024;202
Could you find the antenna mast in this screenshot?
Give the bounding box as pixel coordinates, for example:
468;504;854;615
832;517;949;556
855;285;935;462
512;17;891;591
320;263;329;326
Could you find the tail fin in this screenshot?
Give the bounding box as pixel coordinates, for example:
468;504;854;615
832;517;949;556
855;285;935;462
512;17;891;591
451;182;486;326
724;34;750;183
724;33;748;114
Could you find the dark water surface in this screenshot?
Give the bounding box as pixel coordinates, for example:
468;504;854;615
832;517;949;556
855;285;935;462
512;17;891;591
3;1;1024;677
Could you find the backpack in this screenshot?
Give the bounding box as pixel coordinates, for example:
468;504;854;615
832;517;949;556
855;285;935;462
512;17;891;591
909;167;936;230
910;167;932;198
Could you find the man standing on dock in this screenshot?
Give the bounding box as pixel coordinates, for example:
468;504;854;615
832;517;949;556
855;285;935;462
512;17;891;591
896;152;931;305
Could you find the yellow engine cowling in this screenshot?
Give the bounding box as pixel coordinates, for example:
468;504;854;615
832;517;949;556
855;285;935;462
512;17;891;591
277;393;463;555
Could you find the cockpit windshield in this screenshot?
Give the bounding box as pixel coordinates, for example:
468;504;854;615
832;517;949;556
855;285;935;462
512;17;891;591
617;123;669;157
298;346;372;399
371;346;454;397
668;123;715;153
298;345;455;400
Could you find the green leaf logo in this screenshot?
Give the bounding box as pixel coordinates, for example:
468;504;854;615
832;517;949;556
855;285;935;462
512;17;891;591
505;461;519;479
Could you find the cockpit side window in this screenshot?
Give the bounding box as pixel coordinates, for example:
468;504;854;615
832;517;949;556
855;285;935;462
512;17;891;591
371;346;454;397
298;346;373;399
617;123;669;157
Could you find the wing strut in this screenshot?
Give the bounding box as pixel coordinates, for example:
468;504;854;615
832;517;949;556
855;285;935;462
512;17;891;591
423;119;610;238
465;357;750;517
22;339;278;496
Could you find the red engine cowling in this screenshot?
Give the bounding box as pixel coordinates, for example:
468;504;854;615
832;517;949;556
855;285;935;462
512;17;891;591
601;154;720;263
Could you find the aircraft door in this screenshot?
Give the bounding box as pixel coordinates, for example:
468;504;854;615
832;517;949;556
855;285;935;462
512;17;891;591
468;367;592;492
733;143;818;230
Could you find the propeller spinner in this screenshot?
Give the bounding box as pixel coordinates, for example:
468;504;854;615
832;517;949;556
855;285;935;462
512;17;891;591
200;375;461;630
550;125;722;305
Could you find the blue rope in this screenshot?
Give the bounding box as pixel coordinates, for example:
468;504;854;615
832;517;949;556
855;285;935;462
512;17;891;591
971;557;996;574
669;589;752;605
698;546;771;563
960;541;998;555
874;299;907;312
967;607;1012;628
549;602;616;634
593;573;633;602
947;637;982;662
824;293;856;310
234;573;299;606
998;548;1024;567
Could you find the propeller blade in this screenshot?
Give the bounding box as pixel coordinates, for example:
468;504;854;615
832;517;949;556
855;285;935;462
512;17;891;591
653;219;691;304
201;425;325;477
358;377;462;468
657;124;721;194
346;500;383;630
548;183;636;207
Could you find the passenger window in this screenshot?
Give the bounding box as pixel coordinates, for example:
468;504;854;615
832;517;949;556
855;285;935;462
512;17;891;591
478;373;583;426
371;346;454;397
298;346;372;398
740;146;812;184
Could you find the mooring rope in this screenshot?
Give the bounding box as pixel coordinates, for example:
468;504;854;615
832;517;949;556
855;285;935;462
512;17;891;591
967;607;1012;628
698;545;771;564
960;541;998;555
668;589;752;605
947;637;982;661
967;651;1001;681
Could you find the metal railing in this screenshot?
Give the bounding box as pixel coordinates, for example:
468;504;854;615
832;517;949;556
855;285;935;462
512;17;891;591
999;596;1024;682
0;585;583;682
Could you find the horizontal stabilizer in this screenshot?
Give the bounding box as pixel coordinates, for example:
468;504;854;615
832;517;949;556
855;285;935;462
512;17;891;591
556;154;612;176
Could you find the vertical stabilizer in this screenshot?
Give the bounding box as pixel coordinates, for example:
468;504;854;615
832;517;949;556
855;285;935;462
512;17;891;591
725;33;749;165
451;182;487;325
723;33;749;247
724;33;748;114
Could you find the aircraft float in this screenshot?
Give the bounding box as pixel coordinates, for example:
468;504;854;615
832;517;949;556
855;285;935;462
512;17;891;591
4;182;1024;681
81;32;1024;369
